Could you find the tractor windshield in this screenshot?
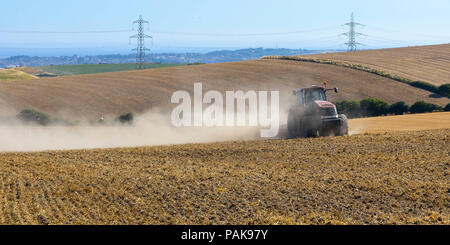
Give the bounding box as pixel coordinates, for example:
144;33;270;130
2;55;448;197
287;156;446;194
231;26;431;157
305;89;326;104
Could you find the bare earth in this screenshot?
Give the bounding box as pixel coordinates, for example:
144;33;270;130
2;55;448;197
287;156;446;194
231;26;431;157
308;43;450;86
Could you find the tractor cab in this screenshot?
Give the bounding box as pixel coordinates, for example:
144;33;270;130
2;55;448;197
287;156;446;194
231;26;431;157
294;86;328;106
293;81;338;107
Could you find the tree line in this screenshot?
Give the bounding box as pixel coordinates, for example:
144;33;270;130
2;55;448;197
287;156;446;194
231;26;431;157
335;98;450;119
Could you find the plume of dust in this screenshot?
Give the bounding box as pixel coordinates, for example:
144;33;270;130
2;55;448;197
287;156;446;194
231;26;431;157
0;108;275;152
0;87;298;152
348;127;362;136
348;119;367;136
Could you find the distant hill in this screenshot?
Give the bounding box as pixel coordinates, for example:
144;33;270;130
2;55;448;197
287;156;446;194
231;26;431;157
0;48;329;67
35;63;186;76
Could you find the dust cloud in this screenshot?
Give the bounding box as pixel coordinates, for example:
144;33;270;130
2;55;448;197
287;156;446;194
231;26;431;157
0;108;284;152
347;119;367;135
0;86;299;152
348;126;363;136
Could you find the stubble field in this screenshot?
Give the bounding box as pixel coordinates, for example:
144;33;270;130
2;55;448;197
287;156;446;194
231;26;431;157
0;128;448;225
308;43;450;86
349;112;450;134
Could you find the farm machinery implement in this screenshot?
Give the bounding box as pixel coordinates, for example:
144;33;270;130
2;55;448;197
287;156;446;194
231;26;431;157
288;81;348;138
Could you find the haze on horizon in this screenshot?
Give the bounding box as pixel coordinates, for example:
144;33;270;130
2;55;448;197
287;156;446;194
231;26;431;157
0;0;449;56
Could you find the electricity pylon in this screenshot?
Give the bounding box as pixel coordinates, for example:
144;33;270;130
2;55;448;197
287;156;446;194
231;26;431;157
342;12;366;51
130;15;152;69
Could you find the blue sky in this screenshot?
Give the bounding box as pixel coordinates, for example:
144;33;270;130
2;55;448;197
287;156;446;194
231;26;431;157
0;0;449;56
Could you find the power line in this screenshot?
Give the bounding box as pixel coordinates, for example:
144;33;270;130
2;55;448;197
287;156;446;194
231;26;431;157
0;26;339;36
130;15;152;69
0;30;132;34
341;12;366;51
1;20;446;51
360;36;410;45
365;25;450;40
150;26;339;37
1;25;446;43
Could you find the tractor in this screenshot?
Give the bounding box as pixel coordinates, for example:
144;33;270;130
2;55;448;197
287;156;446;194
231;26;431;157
287;81;348;138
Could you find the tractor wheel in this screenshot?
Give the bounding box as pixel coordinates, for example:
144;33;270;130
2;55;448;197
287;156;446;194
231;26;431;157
287;109;297;138
335;114;349;136
307;128;319;137
305;116;319;137
288;108;307;138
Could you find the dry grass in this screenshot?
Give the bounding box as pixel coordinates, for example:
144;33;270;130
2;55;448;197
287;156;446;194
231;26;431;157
0;59;448;120
0;68;37;81
0;129;448;225
307;44;450;86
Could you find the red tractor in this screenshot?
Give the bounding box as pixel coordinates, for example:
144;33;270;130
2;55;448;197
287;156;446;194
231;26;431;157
287;81;348;138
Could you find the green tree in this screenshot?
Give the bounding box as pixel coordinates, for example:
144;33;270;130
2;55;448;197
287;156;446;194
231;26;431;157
438;84;450;98
444;103;450;112
410;81;439;93
335;100;361;118
17;109;50;126
116;112;134;124
360;98;389;117
388;101;409;115
409;101;443;114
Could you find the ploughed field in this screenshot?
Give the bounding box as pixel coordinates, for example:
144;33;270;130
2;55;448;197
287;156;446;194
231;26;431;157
0;129;448;224
308;44;450;86
1;58;448;120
